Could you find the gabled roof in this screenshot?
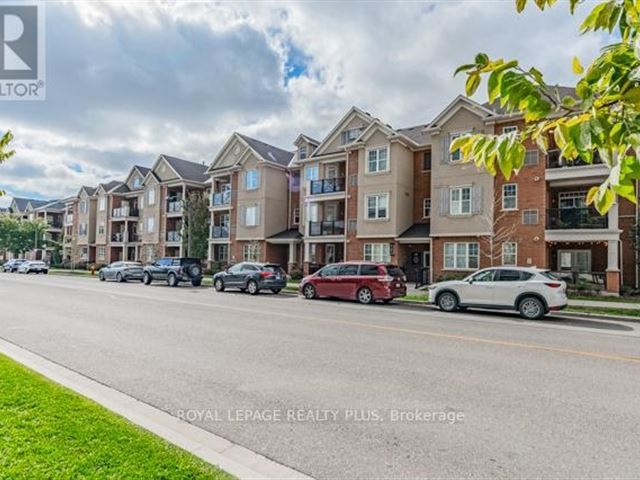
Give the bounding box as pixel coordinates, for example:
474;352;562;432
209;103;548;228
78;185;97;197
312;106;374;157
236;133;294;168
398;223;431;239
34;199;65;211
97;180;123;194
293;133;320;147
25;199;50;211
425;95;496;132
160;154;209;183
396;123;431;146
10;197;38;212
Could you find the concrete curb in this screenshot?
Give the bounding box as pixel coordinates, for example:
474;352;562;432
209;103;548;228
0;337;313;480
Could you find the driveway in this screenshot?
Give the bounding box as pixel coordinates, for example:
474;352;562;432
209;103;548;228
1;273;639;479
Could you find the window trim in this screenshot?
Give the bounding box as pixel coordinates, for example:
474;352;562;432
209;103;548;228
449;185;472;216
243;243;261;262
244;204;260;227
522;208;539;225
365;192;390;220
501;242;518;266
245;169;260;191
502;183;518;211
292;207;300;226
449;131;470;163
363;243;391;263
422;198;431;219
443;242;480;271
365;146;390;174
502;125;519;134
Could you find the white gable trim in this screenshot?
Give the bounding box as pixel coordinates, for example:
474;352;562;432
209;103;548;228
149;154;182;181
313;106;373;157
425;95;495;132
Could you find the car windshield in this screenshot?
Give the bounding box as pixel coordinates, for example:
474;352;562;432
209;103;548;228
540;271;560;281
263;265;284;274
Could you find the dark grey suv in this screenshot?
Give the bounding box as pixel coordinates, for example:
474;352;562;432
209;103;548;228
143;257;203;287
213;262;287;295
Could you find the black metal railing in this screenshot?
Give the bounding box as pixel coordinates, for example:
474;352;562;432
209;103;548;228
310;177;345;195
547;150;603;169
309;220;345;236
211;191;231;206
211;225;229;238
167;200;183;213
546;208;608;230
112;206;139;218
166;231;182;242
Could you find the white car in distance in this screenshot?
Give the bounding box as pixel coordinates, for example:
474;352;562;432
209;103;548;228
428;267;567;320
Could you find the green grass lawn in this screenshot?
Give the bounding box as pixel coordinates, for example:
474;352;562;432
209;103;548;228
0;354;232;479
565;306;640;318
48;268;93;276
568;294;640;304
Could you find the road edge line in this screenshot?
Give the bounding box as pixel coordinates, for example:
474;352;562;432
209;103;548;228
0;337;313;480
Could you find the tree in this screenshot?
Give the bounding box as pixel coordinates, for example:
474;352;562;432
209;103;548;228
453;0;640;215
182;191;210;259
0;130;15;197
0;216;48;256
478;188;519;266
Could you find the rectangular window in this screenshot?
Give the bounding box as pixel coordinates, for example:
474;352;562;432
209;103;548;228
366;193;389;219
347;218;357;231
502;242;517;266
363;243;391;262
146;217;155;233
558;191;587;209
522;209;539;225
299;146;307;160
292;207;300;225
366;147;389;173
98;223;105;235
97;247;106;259
422;150;432;170
423;198;431;218
502;125;518;134
502;184;517;210
449;186;471;215
243;244;261;262
524;149;539;166
78;223;87;236
245;169;260;190
304;165;319;181
349;174;357;186
444;242;479;270
147;188;156;205
217;244;229;262
449;133;464;162
341;127;363;144
244;204;259;226
99;196;106;211
559;250;591;272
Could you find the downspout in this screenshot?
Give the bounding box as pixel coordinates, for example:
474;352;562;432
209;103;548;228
344;150;349;262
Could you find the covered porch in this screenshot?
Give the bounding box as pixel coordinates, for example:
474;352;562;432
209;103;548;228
396;223;431;287
266;229;303;273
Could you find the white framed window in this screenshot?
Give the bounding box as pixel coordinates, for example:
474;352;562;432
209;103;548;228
444;242;479;270
325;164;338;179
363;243;391;262
502;242;517;266
97;247;106;259
558;191;587;209
341;127;363;144
79;200;88;214
98;223;105;235
245;169;260;190
243;244;261;262
304;165;319;181
299;146;307;160
502;184;518;210
366;193;389;220
98;196;106;211
147;188;156;206
502;125;518;134
146;217;155;233
366;147;389;173
133;178;141;189
292;207;300;225
449;186;471;215
78;223;87;236
522;209;539;225
524;150;539;166
244;204;259;226
559;250;591;272
423;198;431;218
217;244;229;262
449;132;466;162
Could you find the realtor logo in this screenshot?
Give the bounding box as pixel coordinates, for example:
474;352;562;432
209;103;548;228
0;3;45;100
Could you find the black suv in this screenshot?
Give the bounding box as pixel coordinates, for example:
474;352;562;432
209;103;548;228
143;257;203;287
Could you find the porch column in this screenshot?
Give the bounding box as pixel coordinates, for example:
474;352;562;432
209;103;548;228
606;239;620;295
288;241;297;264
607;201;619;230
303;241;310;262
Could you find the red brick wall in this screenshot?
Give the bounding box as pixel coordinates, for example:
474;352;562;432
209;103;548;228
619;197;639;288
413;149;431;224
432;236;492;281
345;150;359;261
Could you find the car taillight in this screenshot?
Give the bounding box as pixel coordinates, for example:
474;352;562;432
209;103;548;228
378;275;393;283
260;271;271;278
544;282;562;288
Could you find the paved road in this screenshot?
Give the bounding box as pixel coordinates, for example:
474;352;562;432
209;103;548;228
1;274;640;479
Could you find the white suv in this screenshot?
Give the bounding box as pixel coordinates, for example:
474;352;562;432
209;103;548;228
428;267;567;320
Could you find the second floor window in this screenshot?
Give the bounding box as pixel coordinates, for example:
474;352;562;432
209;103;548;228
146;217;155;233
245;169;260;190
422;150;432;170
423;198;431;218
367;147;389;173
304;165;319;181
366;193;389;220
449;132;464;162
341;127;362;144
147;188;155;205
98;224;105;235
99;196;106;211
244;204;259;226
79;201;88;213
522;209;539;225
292;207;300;225
299;146;307;160
450;186;471;215
78;223;87;236
502;184;517;210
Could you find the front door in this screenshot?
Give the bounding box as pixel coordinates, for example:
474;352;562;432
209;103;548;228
325;244;336;264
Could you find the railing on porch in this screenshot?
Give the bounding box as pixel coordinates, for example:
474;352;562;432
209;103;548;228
546;208;608;230
210;225;229;238
167;200;183;213
112;206;139;218
166;231;182;242
211;191;231;206
310;178;346;195
309;220;345;236
111;232;139;243
547;150;603;169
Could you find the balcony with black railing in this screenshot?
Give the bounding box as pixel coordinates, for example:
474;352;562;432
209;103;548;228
310;177;346;195
546;208;608;230
211;190;231;207
210;225;230;238
112;206;139;218
166;230;182;242
547;150;603;169
309;220;345;236
167;200;183;214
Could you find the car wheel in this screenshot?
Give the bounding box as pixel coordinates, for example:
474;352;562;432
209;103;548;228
302;284;316;299
519;296;546;320
43;270;48;275
191;278;202;287
357;287;374;304
247;280;259;295
271;288;281;294
25;270;30;274
116;272;125;283
99;272;105;281
143;272;152;285
214;278;225;292
167;273;178;287
437;291;459;312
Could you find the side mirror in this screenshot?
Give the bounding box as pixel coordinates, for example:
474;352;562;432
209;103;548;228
467;278;474;284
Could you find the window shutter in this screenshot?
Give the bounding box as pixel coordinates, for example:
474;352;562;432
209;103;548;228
438;188;449;216
440;135;449;164
472;185;483;214
256;204;261;226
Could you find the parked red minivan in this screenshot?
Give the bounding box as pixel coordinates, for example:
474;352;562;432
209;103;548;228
299;262;407;304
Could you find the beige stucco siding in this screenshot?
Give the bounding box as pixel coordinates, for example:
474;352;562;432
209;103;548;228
140;179;161;244
430;106;494;236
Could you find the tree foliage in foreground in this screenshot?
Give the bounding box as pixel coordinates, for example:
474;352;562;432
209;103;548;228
0;130;15;197
0;216;48;256
453;0;640;214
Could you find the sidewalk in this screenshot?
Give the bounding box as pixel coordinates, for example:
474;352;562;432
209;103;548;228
568;299;640;310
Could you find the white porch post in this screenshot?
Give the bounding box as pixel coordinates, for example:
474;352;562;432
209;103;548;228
288;241;296;264
303;241;310;262
607;240;620;271
607;201;619;231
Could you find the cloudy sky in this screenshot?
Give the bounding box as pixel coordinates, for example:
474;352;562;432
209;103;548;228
0;0;607;206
